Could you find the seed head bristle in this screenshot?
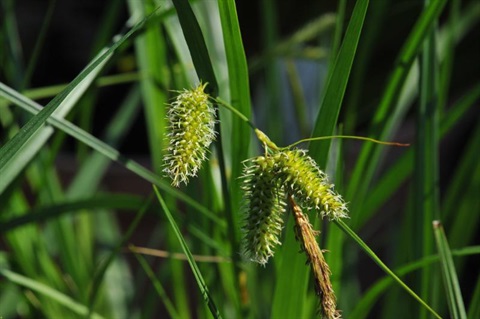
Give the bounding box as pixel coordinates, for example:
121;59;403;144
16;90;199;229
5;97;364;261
163;83;216;187
240;156;286;266
274;149;348;220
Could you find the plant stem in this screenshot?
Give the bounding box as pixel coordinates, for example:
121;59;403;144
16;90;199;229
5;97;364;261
334;219;442;319
215;97;409;151
287;135;410;149
214;97;256;129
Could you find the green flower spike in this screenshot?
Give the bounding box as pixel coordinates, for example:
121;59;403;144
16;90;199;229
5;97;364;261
163;83;216;187
241;156;286;266
274;149;348;221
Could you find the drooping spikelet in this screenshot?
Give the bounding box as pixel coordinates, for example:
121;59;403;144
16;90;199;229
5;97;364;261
274;149;348;220
163;83;216;187
241;156;286;266
289;196;341;319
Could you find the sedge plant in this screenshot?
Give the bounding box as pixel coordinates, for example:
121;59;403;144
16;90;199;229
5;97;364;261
1;1;478;319
161;82;422;318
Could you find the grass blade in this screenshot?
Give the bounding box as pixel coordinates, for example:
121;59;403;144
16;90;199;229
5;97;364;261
0;194;143;233
0;268;104;319
67;86;141;197
153;185;222;319
127;0;169;174
132;251;180;318
271;2;369;317
415;4;441;314
433;221;467;319
218;0;253;220
351;246;480;318
87;196;152;316
445;121;480;251
346;0;447;207
335;219;442;319
217;0;254;311
0;83;223;227
1;0;24;87
362;82;480;224
0;13;149;195
468;275;480;319
309;0;369;166
22;0;56;88
171;0;218;92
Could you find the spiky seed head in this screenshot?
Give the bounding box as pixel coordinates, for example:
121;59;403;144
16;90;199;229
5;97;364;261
163;83;216;187
274;149;348;220
241;156;286;266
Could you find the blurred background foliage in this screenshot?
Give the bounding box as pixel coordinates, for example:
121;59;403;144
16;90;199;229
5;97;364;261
0;0;479;318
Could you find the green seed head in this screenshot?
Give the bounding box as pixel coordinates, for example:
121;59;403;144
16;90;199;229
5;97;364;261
241;156;286;266
274;149;348;220
163;83;216;187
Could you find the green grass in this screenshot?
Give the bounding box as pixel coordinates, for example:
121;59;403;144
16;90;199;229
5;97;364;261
1;0;479;318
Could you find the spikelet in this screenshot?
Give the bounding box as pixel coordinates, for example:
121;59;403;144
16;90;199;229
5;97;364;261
289;196;341;319
240;156;286;266
274;149;348;221
163;83;216;187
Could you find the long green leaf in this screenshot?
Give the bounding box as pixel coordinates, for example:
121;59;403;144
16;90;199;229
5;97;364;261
361;82;480;226
127;0;169;174
415;4;441;314
0;13;148;195
433;221;467;319
217;0;254;312
0;268;104;319
352;1;480;226
1;0;24;87
171;0;218;93
22;0;56;88
133;251;180;318
67;86;142;197
335;219;442;319
271;212;313;319
445;121;480;252
343;0;389;133
0;195;143;233
153;185;222;319
0;83;224;228
87;196;152;316
218;0;253;228
351;246;480;318
347;0;447;206
270;1;369;317
309;0;369;166
468;275;480;319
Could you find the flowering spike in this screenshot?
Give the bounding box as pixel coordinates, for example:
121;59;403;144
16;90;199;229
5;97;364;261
163;83;216;187
289;196;341;319
274;150;348;220
241;156;286;266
